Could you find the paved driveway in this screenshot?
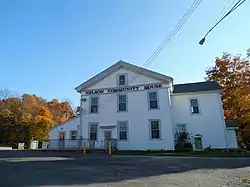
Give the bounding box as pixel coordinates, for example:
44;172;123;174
0;150;250;187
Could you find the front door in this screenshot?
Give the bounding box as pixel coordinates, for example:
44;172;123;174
59;131;65;149
194;137;202;150
104;130;112;149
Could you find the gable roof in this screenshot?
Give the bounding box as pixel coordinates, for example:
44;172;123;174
173;81;223;94
75;60;173;93
50;116;80;131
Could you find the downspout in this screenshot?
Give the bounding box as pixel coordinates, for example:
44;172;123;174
79;94;84;149
169;84;176;151
218;91;229;151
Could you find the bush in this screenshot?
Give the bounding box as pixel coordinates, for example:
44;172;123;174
183;142;193;150
175;142;193;152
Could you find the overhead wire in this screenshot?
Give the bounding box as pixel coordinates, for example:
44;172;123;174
98;0;203;106
129;0;203;81
201;0;247;39
213;0;234;24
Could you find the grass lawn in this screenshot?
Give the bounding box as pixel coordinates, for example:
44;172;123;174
113;150;250;157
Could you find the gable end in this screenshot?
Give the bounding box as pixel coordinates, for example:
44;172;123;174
75;60;173;93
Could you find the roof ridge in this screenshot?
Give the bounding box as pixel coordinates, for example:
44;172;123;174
173;80;216;86
173;81;222;94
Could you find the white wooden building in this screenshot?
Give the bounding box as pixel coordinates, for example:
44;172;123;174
49;61;238;150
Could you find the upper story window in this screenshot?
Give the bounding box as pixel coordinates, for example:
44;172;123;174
148;92;158;109
149;120;161;139
118;94;127;111
190;98;200;114
118;74;127;86
90;96;98;113
69;130;77;140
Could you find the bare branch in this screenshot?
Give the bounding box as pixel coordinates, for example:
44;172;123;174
0;88;12;100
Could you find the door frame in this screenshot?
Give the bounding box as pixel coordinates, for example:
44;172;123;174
194;136;203;151
104;130;112;149
104;130;112;139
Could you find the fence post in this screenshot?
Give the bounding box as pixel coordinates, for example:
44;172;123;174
108;140;112;155
83;140;86;154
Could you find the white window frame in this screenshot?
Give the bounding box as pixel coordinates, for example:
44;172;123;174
117;73;128;86
118;121;128;141
149;119;161;140
189;98;200;115
89;123;98;141
148;91;159;110
89;96;99;114
69;130;77;140
117;94;127;112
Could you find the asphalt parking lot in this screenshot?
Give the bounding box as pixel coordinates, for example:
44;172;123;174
0;150;250;187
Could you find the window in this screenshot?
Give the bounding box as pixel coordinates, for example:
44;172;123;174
90;96;98;113
190;98;200;114
118;74;126;86
118;95;127;111
148;92;158;109
118;121;128;140
150;120;161;139
70;131;77;140
89;123;98;140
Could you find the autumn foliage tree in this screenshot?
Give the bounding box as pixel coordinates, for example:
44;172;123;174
0;92;74;142
206;52;250;147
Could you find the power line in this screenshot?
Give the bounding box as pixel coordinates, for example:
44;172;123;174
213;0;234;24
199;0;247;45
129;0;202;82
99;0;202;106
98;0;203;106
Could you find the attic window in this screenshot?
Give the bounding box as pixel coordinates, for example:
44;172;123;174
118;74;127;86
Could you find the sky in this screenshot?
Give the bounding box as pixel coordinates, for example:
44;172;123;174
0;0;249;108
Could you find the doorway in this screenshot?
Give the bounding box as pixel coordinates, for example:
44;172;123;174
59;131;65;149
194;137;202;150
104;130;112;149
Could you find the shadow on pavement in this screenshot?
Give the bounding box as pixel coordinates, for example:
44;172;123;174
0;150;250;187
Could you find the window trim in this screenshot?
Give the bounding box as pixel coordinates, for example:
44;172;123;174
89;96;99;114
116;73;128;86
69;130;77;140
117;94;128;112
148;91;160;110
88;122;99;141
117;121;129;141
189;97;201;115
149;119;161;140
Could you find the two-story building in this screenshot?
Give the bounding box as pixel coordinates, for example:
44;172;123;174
49;60;238;150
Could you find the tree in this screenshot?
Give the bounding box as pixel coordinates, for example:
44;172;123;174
0;88;12;100
29;106;54;140
47;99;74;125
206;52;250;147
0;91;74;143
